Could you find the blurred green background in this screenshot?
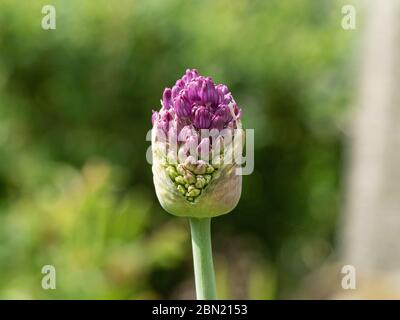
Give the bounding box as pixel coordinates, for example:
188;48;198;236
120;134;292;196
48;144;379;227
0;0;356;299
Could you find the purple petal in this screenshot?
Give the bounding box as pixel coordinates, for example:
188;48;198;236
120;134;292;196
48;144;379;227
214;104;232;123
175;79;185;89
155;69;241;139
216;84;229;104
157;109;173;133
186;69;199;80
182;69;199;83
216;84;229;95
173;90;192;118
162;88;172;109
171;86;181;98
210;115;225;131
187;81;200;102
199;77;218;107
222;93;233;105
194;105;212;129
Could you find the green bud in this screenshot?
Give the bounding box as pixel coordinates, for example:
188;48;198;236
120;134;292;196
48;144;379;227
166;166;178;179
152;119;243;218
206;165;215;174
194;162;207;175
187;188;201;197
177;164;186;176
177;185;186;195
175;175;186;185
195;175;206;189
184;172;196;185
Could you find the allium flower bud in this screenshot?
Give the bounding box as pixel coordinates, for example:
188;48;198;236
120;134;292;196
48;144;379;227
171;85;181;98
151;69;243;218
199;77;219;107
158;108;173;133
162;88;172;109
216;84;229;103
174;90;192;118
194;105;212;129
183;68;199;83
187;81;200;102
210;115;225;131
216;84;229;95
215;104;232;124
175;79;185;89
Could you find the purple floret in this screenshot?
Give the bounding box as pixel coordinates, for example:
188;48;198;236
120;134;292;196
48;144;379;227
153;69;241;137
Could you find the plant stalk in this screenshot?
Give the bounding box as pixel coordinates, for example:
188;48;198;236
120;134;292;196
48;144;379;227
189;217;217;300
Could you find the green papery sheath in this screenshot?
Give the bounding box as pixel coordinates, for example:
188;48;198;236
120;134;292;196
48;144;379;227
152;123;243;218
153;158;242;218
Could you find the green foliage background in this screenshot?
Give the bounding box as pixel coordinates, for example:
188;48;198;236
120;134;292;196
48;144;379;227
0;0;356;298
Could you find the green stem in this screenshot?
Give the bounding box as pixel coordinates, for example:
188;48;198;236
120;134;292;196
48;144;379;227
189;217;217;300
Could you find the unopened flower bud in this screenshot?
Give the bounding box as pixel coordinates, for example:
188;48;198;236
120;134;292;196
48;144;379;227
194;105;212;129
184;156;197;172
177;185;186;195
151;69;243;218
166;166;178;180
193;160;207;175
174;90;192;118
187;187;201;197
177;164;186;175
184;172;196;185
200;77;218;107
175;175;185;185
206;165;215;174
195;175;206;189
162;88;172;109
